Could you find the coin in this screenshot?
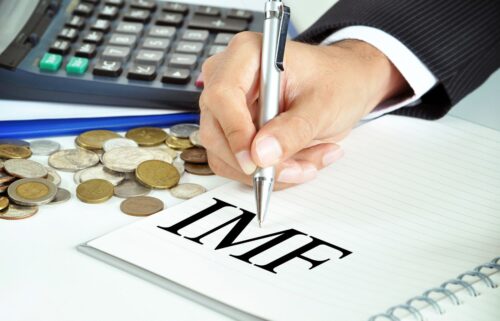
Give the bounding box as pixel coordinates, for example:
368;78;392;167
120;196;164;217
142;144;178;159
165;135;193;150
189;130;203;147
47;188;71;205
102;147;154;172
170;183;207;200
170;123;199;139
0;204;38;220
173;158;185;175
185;163;214;176
126;127;167;146
49;149;99;171
0;139;30;147
79;165;125;186
0;196;9;211
140;147;173;164
0;185;8;194
73;168;86;184
0;159;4;170
114;179;151;198
180;147;208;164
45;167;61;187
0;144;32;159
8;178;58;206
0;171;16;184
135;160;180;189
30;140;61;155
76;179;114;204
4;159;48;179
103;137;138;152
76;130;121;150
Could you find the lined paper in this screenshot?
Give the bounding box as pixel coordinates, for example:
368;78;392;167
87;116;500;321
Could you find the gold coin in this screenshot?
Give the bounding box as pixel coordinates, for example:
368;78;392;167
76;179;114;204
76;130;121;150
126;127;167;146
0;144;32;159
165;135;193;150
135;160;180;189
0;196;9;211
16;181;49;200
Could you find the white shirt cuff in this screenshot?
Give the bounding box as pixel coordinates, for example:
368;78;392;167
321;26;438;119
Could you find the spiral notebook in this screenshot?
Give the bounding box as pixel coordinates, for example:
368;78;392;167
79;115;500;321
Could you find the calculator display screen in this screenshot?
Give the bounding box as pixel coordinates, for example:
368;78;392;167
0;0;39;54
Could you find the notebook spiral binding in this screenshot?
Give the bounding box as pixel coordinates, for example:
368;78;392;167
368;257;500;321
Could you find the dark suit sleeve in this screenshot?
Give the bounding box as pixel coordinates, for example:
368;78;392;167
295;1;500;120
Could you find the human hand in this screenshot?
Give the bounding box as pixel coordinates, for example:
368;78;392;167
199;32;408;189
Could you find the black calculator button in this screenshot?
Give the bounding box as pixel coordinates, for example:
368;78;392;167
58;28;79;42
104;0;124;7
135;49;165;66
148;26;176;38
66;16;85;30
83;31;104;45
102;46;131;62
123;9;151;23
156;12;183;26
130;0;157;11
169;54;197;69
195;6;220;16
82;0;100;4
208;45;227;57
142;37;171;50
116;22;144;35
127;64;157;81
49;40;71;55
227;9;253;21
214;33;235;45
75;43;97;59
74;3;94;17
189;15;247;32
162;68;191;84
98;5;119;20
182;29;209;42
93;60;123;77
91;19;111;33
162;2;189;14
176;41;204;55
109;33;138;47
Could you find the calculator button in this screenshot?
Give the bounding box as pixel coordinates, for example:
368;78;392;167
182;29;209;42
142;37;170;50
109;33;138;47
91;19;111;33
75;43;97;59
98;5;119;20
227;9;253;21
116;22;144;35
214;33;235;45
130;0;157;11
123;9;151;23
127;64;157;81
93;60;123;76
104;0;124;7
208;45;226;57
189;15;247;32
169;54;197;69
135;49;164;66
66;16;85;30
102;46;131;61
58;28;79;42
74;3;94;17
82;0;99;4
148;26;176;38
83;31;104;45
195;6;220;16
161;68;190;84
39;53;63;72
49;40;71;55
176;41;204;55
162;2;189;14
156;12;183;26
66;57;89;74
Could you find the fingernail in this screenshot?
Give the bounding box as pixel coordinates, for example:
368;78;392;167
236;151;257;175
256;136;282;166
322;148;345;166
277;165;303;183
302;164;318;182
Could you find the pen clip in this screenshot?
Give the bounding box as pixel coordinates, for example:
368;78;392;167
275;5;290;72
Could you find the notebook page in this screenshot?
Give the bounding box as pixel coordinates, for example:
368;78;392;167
86;115;500;321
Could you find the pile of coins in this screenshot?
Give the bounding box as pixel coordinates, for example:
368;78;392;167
0;124;211;220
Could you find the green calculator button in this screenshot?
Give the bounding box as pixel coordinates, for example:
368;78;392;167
39;53;63;71
66;57;89;74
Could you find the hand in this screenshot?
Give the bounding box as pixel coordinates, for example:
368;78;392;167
199;32;408;189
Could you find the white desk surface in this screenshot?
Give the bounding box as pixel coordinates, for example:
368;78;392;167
1;1;499;319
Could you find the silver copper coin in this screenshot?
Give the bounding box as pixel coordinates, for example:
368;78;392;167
0;204;38;220
47;188;71;205
73;168;87;184
0;139;30;147
0;171;16;184
49;149;99;172
4;159;48;179
139;147;174;164
103;138;139;152
113;179;151;198
170;183;207;200
30;140;61;155
180;147;208;164
169;123;200;139
79;165;125;186
45;167;61;187
102;147;154;173
173;158;185;176
189;130;203;147
120;196;164;217
7;178;58;206
141;144;178;159
185;163;214;176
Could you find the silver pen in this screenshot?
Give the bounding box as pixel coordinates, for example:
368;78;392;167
254;0;290;228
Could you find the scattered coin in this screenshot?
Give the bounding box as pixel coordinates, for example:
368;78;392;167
47;188;71;205
76;130;121;150
185;163;214;176
4;159;48;179
180;147;208;164
73;168;87;184
140;147;174;164
170;123;199;139
0;204;38;220
114;179;151;198
49;149;99;171
0;144;32;159
0;196;9;211
142;144;178;159
0;171;16;184
0;185;8;194
7;178;58;206
103;137;138;152
76;179;114;204
165;135;193;150
30;140;61;155
189;130;203;147
135;160;180;189
0;139;30;147
126;127;167;146
45;167;61;187
173;158;185;175
79;165;125;186
120;196;164;217
0;159;4;170
170;183;207;200
102;147;154;172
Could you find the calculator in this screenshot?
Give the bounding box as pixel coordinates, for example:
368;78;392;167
0;0;263;110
